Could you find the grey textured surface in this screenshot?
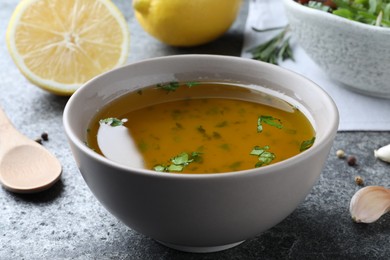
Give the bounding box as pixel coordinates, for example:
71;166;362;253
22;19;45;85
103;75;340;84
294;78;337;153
1;1;390;259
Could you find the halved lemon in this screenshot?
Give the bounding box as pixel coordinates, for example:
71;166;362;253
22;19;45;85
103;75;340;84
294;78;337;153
6;0;129;95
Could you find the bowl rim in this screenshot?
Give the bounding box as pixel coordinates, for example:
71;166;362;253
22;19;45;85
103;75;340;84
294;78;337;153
284;0;390;33
63;54;339;180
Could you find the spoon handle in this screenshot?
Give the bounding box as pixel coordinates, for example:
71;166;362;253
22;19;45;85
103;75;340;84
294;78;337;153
0;106;25;149
0;106;12;129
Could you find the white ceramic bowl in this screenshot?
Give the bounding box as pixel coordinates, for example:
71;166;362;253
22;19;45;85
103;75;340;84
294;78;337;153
63;55;338;253
284;0;390;98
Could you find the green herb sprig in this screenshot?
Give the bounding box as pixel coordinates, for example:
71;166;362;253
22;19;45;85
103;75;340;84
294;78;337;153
248;26;294;65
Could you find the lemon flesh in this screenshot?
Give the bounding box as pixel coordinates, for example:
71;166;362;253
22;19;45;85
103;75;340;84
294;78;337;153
133;0;242;47
6;0;129;96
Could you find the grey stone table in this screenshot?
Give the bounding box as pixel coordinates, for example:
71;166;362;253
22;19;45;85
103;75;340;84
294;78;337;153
1;1;390;259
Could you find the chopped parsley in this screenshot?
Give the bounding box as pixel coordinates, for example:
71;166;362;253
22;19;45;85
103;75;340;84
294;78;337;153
257;115;283;133
300;137;316;152
156;81;200;93
229;161;243;171
250;145;276;167
219;143;230;151
197;125;206;134
154;152;203;172
157;81;180;92
212;131;221;139
196;125;221;140
215;121;228;128
185;81;200;87
99;117;125;127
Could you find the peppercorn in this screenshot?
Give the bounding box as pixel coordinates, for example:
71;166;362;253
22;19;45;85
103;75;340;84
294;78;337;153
35;138;42;144
336;149;345;159
354;176;364;186
347;156;357;166
41;132;49;141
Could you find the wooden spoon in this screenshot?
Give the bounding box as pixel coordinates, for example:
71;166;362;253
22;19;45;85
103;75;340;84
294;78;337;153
0;106;62;193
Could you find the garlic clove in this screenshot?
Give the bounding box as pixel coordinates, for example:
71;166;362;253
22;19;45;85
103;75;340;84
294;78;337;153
349;186;390;223
374;144;390;163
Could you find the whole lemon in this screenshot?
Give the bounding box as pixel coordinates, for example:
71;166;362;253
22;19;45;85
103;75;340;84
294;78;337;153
133;0;242;47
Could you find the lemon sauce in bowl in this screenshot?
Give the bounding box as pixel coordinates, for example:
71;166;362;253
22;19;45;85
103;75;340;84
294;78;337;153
86;82;315;173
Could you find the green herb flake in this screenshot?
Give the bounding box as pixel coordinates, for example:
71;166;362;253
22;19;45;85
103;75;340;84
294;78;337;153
196;145;205;152
173;122;183;130
84;141;96;152
300;137;316;152
153;152;203;173
157;81;180;92
191;152;203;162
138;140;148;152
99;117;124;127
229;161;242;170
250;145;275;168
185;81;200;87
219;143;230;151
257;116;283;133
197;125;206;134
250;145;270;156
171;152;190;165
215;121;228;128
256;151;276;167
153;165;166;172
167;164;184;172
212;132;221;139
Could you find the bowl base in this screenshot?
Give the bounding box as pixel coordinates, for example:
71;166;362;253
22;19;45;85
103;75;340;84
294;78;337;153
156;240;245;253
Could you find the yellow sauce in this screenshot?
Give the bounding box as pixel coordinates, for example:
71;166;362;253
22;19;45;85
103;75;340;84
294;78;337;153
87;82;315;173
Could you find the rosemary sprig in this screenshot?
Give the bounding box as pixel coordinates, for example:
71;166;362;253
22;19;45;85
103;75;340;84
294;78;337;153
248;26;294;65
